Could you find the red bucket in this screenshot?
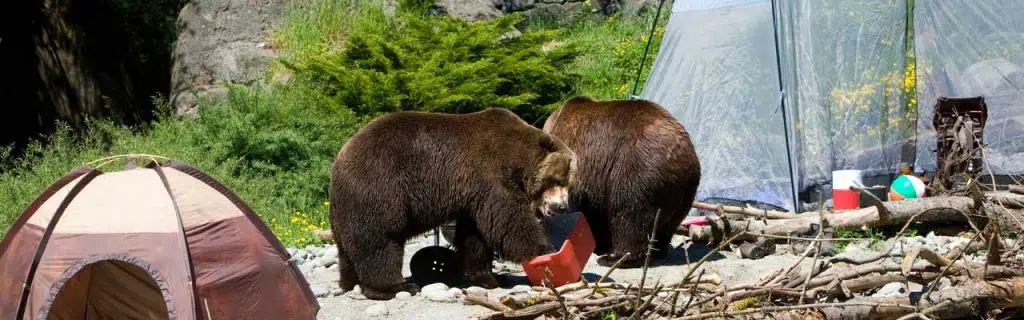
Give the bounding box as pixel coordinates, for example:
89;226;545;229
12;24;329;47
832;189;860;211
522;212;595;287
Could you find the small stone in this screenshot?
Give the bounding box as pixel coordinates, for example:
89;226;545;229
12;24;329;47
365;303;389;317
323;247;340;260
287;248;298;256
448;287;464;299
872;282;906;297
317;256;337;268
424;290;457;303
466;286;489;297
299;264;314;276
657;292;670;298
326;263;338;271
509;285;532;294
422;283;450;294
331;289;343;296
934;237;950;247
311;285;329;298
295;249;309;260
395;291;412;299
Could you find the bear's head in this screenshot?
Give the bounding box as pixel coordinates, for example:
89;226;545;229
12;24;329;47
528;135;577;218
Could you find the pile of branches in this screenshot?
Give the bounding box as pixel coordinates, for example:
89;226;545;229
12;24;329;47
465;185;1024;320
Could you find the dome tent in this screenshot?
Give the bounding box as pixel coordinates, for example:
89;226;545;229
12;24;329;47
0;155;319;320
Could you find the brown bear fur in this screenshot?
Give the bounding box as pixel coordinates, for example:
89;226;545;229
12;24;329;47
329;108;577;300
542;96;701;268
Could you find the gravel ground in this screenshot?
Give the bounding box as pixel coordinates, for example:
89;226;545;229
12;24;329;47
288;226;1020;319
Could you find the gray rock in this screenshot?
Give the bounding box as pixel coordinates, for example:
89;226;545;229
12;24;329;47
311;284;330;298
365;303;389;317
465;286;489;297
395;291;412;299
330;289;343;297
509;285;532;294
323;247;339;260
422;283;450;295
317;256;337;268
298;263;314;276
287;248;298;256
294;249;309;260
872;282;906;297
424;290;458;303
169;0;287;116
448;287;465;300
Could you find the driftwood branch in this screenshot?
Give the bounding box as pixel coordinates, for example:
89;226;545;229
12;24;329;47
688;196;988;242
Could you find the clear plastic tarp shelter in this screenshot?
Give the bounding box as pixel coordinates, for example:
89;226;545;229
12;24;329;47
640;0;1024;211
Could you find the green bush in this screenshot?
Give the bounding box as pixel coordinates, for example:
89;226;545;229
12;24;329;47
0;83;364;246
282;9;581;125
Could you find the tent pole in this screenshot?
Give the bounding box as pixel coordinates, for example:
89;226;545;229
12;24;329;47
15;169;101;320
769;0;800;212
629;0;668;99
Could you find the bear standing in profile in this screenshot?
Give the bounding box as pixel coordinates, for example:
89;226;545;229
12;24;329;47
329;108;577;300
543;96;701;268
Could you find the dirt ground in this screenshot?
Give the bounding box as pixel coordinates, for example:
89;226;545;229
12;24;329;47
308;231;812;320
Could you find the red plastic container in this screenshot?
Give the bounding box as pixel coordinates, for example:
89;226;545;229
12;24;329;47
522;212;596;287
832;189;860;210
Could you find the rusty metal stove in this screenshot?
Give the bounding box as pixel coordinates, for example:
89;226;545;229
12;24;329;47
932;96;988;190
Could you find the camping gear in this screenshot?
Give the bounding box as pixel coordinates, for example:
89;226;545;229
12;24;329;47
409;227;462;287
858;185;890;208
932;96;988;190
635;0;1024;213
890;175;927;201
0;156;319;320
522;212;595;287
831;170;864;210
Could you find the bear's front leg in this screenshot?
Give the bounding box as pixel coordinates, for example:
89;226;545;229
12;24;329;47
453;217;506;289
478;189;556;263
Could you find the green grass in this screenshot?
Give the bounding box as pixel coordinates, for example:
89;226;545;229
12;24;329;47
833;224;920;251
0;0;670;247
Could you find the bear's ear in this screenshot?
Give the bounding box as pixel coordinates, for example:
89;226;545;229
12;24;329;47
538;135;559;153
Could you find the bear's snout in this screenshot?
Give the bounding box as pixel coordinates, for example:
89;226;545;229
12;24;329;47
540;186;571;217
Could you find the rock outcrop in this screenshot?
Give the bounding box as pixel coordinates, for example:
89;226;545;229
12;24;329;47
169;0;286;116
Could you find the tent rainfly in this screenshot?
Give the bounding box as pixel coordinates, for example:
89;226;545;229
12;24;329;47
0;159;319;320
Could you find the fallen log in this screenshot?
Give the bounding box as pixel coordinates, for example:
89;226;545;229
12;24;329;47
1010;184;1024;195
815;276;1024;320
988;191;1024;209
691;201;799;219
688;196;983;242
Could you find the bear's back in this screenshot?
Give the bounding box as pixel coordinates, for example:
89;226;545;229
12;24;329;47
335;108;554;181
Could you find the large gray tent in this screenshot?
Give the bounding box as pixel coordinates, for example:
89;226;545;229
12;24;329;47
640;0;1024;211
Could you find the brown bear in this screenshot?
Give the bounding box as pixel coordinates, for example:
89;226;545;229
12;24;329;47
329;107;577;300
542;96;701;268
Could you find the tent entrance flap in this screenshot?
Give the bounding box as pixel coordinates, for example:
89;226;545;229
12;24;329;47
40;257;173;320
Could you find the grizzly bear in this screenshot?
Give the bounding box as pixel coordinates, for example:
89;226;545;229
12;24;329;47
542;96;701;268
329;108;577;300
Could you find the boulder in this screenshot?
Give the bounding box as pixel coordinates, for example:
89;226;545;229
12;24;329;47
169;0;287;116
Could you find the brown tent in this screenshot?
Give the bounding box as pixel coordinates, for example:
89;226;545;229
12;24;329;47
0;159;319;320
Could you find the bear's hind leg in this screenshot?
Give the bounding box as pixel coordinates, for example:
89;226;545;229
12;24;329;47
652;207;688;261
454;217;504;289
355;237;419;300
597;208;652;269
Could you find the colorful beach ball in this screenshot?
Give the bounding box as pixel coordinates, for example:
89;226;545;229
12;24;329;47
889;175;926;201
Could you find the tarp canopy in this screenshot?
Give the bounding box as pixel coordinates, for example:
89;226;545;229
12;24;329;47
0;160;319;320
641;0;1024;211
